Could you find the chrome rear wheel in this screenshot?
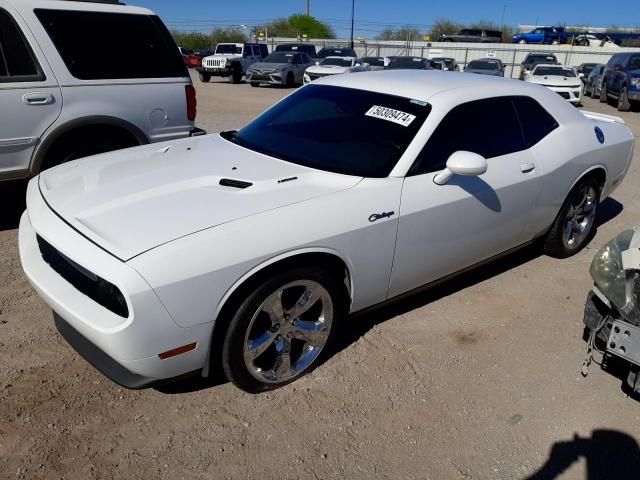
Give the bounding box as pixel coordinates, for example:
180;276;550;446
562;184;597;250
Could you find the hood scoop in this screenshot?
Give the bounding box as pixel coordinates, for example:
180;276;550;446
219;178;253;189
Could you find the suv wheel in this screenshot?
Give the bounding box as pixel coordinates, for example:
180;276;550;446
519;39;527;44
617;85;632;112
599;82;608;103
551;39;560;45
229;64;242;84
199;72;211;83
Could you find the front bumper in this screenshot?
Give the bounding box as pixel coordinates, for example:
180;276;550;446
628;89;640;101
545;85;583;104
18;180;212;386
246;72;284;85
197;66;232;76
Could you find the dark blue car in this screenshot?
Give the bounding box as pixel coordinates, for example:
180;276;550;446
600;51;640;111
513;27;568;45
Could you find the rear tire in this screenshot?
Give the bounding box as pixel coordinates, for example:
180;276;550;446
40;126;139;172
199;72;211;83
617;86;632;112
543;177;600;258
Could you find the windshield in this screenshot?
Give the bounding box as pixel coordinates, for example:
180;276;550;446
321;58;352;67
387;57;428;70
264;52;295;64
527;55;558;64
224;85;431;177
215;44;242;54
363;57;384;66
467;60;500;70
534;66;576;77
317;48;356;58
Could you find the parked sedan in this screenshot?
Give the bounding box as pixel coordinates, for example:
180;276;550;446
524;64;583;105
519;53;560;80
361;56;385;71
316;47;357;59
576;63;598;83
19;71;634;393
464;58;505;76
431;57;459;71
584;64;606;99
246;52;314;87
303;56;368;83
385;56;432;70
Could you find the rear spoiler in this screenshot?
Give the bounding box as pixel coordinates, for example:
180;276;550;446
582;110;626;125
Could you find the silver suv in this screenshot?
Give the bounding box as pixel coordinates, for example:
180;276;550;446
0;0;204;182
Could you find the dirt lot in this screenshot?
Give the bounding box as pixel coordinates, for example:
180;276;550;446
2;73;640;480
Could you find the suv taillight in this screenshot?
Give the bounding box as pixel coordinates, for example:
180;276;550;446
186;85;196;122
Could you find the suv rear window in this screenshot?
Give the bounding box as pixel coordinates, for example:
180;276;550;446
34;9;187;80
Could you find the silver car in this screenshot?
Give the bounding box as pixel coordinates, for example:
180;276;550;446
247;52;314;87
464;58;505;77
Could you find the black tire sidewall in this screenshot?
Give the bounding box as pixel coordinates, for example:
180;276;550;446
543;177;600;258
222;267;348;393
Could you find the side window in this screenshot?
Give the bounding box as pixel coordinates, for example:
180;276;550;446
252;46;261;56
607;55;620;67
0;8;43;82
511;96;559;147
409;97;527;176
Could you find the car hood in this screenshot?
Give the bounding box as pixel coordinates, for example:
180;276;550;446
249;62;290;70
527;75;582;87
38;135;362;261
306;65;352;74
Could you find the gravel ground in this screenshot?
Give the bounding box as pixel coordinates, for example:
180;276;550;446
1;73;640;480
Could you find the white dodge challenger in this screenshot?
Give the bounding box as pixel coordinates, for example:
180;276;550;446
19;71;634;392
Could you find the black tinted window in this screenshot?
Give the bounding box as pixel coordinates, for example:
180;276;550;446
0;8;43;81
35;9;187;80
410;97;526;175
512;96;558;147
226;85;431;177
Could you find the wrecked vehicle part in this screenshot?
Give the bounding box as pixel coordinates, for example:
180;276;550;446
583;228;640;392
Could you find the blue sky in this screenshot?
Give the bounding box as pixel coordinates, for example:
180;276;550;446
134;0;634;38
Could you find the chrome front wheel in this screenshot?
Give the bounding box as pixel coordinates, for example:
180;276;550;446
222;267;346;392
243;280;333;384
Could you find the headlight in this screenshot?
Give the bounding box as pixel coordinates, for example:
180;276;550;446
590;229;636;309
303;73;310;83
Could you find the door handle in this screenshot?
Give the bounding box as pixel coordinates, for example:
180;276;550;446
22;93;54;105
520;162;536;173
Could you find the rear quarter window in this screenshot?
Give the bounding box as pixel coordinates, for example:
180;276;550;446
34;9;187;80
511;96;558;147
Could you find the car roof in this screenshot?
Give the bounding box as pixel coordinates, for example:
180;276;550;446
6;0;153;15
316;70;556;103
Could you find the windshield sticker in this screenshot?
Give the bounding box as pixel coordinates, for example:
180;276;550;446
410;99;428;106
365;106;416;127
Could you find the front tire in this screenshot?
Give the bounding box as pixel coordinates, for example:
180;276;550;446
222;267;347;393
543;177;600;258
229;64;242;84
617;86;632;112
599;81;608;103
518;39;527;44
285;72;294;88
199;72;211;83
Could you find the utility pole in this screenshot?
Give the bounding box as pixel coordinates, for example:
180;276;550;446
350;0;355;49
306;0;310;16
500;5;507;41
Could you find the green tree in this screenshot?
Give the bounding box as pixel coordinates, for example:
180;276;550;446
210;27;248;45
375;27;424;41
430;18;463;40
259;14;335;39
170;30;212;51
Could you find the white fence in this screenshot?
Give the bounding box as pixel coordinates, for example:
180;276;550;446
266;37;640;79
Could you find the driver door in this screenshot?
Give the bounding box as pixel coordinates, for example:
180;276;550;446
388;96;541;298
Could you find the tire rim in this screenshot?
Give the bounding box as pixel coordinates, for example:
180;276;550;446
243;280;333;384
562;185;597;249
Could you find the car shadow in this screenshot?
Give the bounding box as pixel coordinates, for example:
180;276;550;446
157;197;624;395
0;179;28;232
524;429;640;479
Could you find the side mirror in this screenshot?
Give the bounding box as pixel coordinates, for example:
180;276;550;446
315;61;320;66
579;72;585;78
433;151;488;185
